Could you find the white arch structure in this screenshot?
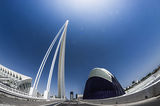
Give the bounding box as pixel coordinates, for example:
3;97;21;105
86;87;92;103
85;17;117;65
29;20;69;99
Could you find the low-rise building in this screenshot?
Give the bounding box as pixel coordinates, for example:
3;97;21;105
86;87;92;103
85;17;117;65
0;64;32;93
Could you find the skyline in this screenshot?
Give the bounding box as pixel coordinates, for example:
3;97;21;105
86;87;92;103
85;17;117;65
0;0;160;98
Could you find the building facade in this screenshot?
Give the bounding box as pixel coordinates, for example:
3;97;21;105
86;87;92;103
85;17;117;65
70;91;74;100
83;68;125;99
0;64;32;93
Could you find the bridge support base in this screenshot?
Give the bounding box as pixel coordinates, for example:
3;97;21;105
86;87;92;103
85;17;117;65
44;90;49;99
29;87;37;97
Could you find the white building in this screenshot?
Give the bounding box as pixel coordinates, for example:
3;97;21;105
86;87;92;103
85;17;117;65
0;64;32;93
76;94;83;100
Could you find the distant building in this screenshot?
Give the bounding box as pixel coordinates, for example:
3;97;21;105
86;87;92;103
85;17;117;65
83;68;125;99
0;64;32;93
76;94;83;100
70;91;74;100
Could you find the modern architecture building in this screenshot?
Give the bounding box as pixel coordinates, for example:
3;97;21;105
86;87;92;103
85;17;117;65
70;91;74;100
83;68;125;99
0;64;32;93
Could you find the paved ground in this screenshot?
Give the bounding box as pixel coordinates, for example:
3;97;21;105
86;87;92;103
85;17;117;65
126;95;160;106
0;93;62;106
45;101;96;106
81;95;160;106
1;92;160;106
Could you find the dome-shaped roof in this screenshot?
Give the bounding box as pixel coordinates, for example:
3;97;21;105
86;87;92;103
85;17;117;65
89;68;113;82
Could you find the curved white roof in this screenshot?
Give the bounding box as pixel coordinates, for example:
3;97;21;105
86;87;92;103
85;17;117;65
89;68;114;82
0;64;32;82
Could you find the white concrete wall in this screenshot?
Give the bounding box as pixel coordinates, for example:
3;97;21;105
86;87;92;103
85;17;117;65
127;70;160;94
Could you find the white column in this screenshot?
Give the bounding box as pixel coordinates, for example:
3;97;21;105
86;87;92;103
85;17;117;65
58;35;64;98
58;21;68;99
44;20;69;99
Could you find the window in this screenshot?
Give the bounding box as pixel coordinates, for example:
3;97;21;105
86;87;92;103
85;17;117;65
16;75;18;79
19;76;22;80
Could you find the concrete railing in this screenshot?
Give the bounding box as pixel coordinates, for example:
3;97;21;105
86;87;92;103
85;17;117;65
0;82;41;100
82;78;160;105
0;82;28;95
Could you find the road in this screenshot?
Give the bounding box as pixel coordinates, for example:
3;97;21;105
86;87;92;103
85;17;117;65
45;100;97;106
1;92;160;106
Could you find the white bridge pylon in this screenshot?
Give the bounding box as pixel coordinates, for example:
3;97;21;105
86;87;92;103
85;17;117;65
29;20;69;99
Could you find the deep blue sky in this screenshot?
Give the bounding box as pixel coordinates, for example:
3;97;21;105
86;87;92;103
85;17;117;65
0;0;160;98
